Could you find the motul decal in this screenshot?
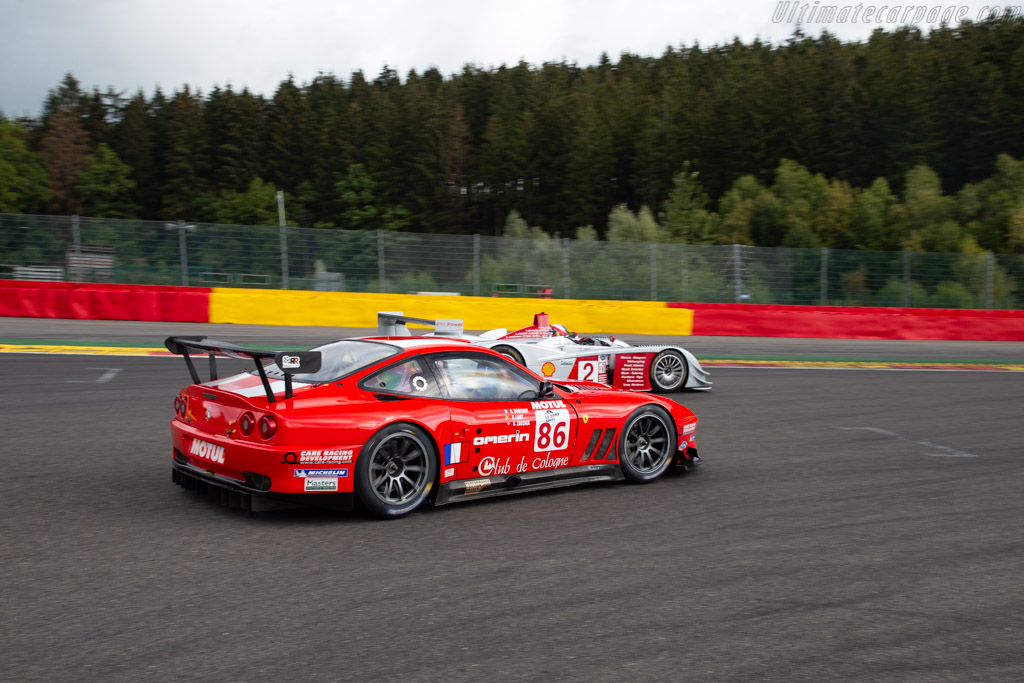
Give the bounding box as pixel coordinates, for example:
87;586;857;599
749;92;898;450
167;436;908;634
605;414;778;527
530;400;565;410
189;438;225;464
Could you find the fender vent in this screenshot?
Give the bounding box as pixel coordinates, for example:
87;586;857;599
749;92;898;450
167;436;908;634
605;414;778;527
594;429;616;461
581;430;603;461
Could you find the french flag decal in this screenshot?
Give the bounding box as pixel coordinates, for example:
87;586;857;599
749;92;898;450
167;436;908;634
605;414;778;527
444;441;468;465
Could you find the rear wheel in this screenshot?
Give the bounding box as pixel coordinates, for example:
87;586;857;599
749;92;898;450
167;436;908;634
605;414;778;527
492;344;525;366
618;406;676;483
649;350;688;393
355;424;437;518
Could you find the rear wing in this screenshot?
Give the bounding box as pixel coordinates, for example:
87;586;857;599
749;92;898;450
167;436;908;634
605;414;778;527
164;336;321;403
376;311;464;337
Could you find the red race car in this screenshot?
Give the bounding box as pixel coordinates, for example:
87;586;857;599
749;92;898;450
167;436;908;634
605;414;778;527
165;334;701;518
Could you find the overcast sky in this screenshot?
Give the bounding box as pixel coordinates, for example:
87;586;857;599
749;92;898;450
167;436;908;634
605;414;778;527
0;0;1013;117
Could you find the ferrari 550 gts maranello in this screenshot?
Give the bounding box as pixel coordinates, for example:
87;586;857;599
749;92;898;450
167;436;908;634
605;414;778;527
166;333;702;518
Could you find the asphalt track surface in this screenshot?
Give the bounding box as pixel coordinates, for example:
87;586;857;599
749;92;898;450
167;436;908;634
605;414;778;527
2;320;1023;681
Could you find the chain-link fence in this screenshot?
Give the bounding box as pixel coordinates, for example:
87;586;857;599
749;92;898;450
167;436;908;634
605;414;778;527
1;213;1021;309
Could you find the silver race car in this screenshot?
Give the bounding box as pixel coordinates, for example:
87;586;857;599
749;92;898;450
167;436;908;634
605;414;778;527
377;312;711;393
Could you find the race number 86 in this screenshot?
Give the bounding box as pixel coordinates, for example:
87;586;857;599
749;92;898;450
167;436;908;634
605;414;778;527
534;408;571;452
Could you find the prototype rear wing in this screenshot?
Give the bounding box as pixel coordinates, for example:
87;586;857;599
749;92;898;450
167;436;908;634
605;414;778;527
376;311;464;337
164;336;321;403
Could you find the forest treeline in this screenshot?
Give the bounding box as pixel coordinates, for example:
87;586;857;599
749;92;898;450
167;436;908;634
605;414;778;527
1;16;1024;255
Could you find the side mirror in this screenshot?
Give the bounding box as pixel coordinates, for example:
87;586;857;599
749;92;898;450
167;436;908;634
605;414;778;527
539;380;555;398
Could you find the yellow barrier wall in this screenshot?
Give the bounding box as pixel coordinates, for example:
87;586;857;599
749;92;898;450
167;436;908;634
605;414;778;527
210;289;694;335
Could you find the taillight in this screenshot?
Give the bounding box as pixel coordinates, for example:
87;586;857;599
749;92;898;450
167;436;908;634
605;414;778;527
258;415;277;440
239;412;255;436
173;397;181;415
174;395;187;418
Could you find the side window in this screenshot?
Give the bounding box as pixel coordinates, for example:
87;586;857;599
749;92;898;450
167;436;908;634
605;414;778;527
363;358;442;397
432;354;539;401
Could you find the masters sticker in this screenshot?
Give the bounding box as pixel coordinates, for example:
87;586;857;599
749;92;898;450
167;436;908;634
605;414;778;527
304;477;338;492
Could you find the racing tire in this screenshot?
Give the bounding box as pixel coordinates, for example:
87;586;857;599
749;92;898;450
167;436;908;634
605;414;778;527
492;345;526;367
618;405;677;483
649;350;688;393
355;423;437;519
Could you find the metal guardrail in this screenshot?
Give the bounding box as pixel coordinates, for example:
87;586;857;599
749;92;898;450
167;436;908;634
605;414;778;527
1;213;1021;309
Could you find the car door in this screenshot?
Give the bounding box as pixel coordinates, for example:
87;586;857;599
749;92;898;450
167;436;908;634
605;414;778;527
429;351;578;482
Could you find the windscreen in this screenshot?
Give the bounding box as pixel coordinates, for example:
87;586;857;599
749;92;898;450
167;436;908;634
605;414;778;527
256;340;399;383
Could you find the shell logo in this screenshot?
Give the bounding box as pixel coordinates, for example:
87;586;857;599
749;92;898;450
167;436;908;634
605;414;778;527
541;362;556;377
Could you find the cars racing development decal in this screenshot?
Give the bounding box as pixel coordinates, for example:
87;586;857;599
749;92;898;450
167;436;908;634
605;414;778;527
293;469;349;478
444;441;469;465
304;477;338;492
189;438;225;464
282;449;356;465
534;408;571;452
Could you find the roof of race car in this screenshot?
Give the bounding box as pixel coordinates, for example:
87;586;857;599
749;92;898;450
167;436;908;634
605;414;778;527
357;336;474;350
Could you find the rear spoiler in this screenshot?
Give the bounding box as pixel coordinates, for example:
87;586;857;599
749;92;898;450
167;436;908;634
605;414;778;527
164;336;321;403
376;311;464;337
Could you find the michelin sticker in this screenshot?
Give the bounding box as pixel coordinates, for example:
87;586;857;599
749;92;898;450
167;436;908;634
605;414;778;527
294;469;349;478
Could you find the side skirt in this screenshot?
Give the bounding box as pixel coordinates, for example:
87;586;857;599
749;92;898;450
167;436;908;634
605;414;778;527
434;463;624;506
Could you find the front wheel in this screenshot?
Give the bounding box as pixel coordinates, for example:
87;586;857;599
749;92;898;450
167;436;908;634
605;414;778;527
618;406;677;483
649;350;688;393
355;424;437;518
492;344;525;366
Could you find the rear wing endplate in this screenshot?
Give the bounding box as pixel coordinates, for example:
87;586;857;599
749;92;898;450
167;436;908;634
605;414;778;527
376;311;464;337
164;336;321;403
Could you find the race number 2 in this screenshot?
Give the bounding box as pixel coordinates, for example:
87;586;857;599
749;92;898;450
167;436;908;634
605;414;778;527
577;360;598;382
534;408;570;452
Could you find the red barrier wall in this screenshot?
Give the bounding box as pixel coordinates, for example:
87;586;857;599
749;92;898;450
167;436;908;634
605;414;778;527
671;302;1024;341
0;281;211;322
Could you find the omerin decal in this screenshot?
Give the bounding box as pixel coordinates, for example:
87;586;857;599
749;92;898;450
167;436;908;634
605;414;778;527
473;432;529;445
189;438;225;464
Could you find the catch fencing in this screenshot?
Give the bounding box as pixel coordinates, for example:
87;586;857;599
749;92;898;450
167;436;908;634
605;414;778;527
1;213;1022;309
